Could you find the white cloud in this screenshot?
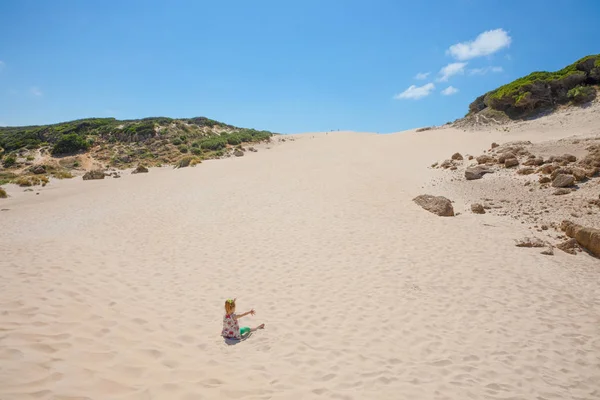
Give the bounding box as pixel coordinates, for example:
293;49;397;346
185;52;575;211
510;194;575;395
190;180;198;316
438;62;467;82
468;66;504;75
447;29;512;61
30;86;43;97
415;72;430;80
394;83;435;100
441;86;459;96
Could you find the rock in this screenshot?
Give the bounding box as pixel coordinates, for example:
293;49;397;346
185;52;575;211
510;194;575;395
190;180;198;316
468;155;474;160
82;170;105;180
450;166;457;171
498;153;516;164
539;176;552;184
571;167;587;181
440;160;453;168
538;164;559;174
561;220;600;257
523;157;544;166
491;142;499;149
563;154;577;162
540;246;554;256
471;203;485;214
132;165;149;174
556;238;580;255
504;158;519;168
553;188;572;195
451;152;463;161
517;167;535;175
431;162;438;168
29;165;46;174
465;166;494;180
234;149;244;157
413;195;455;217
515;237;547;248
249;147;258;152
551;167;573;180
552;174;575;188
476;155;496;165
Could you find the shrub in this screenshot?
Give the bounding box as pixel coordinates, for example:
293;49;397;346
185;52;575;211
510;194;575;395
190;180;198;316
2;154;17;168
26;155;35;161
191;147;202;156
51;170;74;179
52;134;89;155
178;145;189;153
14;175;49;187
191;141;200;148
567;85;596;104
200;137;227;150
172;138;183;146
175;156;194;168
0;187;7;198
226;135;242;146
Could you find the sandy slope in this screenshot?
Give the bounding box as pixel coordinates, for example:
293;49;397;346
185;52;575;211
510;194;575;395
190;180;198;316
1;113;600;399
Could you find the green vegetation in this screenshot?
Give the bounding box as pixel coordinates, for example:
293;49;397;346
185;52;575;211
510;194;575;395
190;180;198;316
175;156;201;168
469;54;600;117
567;85;596;104
0;115;277;175
2;154;16;168
52;133;90;155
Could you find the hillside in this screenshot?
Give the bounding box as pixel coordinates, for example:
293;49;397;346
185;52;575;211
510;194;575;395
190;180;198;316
465;54;599;123
0;116;277;186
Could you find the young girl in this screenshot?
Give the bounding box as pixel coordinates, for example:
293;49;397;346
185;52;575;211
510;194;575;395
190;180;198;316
221;298;265;339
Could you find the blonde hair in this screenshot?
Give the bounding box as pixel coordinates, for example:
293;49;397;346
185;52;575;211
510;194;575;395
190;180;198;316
224;298;236;315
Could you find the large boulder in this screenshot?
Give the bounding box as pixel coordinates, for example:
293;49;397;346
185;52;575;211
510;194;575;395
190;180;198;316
465;166;494;180
413;195;454;217
552;174;575;188
451;152;463;161
82;170;105;180
504;158;519;168
561;220;600;257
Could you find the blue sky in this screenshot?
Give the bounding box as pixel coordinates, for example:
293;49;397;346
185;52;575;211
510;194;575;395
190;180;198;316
0;0;599;133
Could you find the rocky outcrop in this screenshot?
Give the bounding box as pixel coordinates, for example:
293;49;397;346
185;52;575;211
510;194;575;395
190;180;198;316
561;220;600;257
82;170;105;180
466;54;600;118
465;166;494;180
413;195;454;217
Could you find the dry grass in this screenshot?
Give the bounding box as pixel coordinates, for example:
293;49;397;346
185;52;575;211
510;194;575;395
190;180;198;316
14;175;50;187
0;187;7;198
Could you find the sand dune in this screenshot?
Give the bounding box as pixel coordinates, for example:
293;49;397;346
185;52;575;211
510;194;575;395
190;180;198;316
1;111;600;399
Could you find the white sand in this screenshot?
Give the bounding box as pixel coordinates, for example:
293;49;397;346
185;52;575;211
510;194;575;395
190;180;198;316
1;113;600;399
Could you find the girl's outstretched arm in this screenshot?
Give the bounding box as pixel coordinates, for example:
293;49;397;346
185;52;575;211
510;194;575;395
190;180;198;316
234;309;256;320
